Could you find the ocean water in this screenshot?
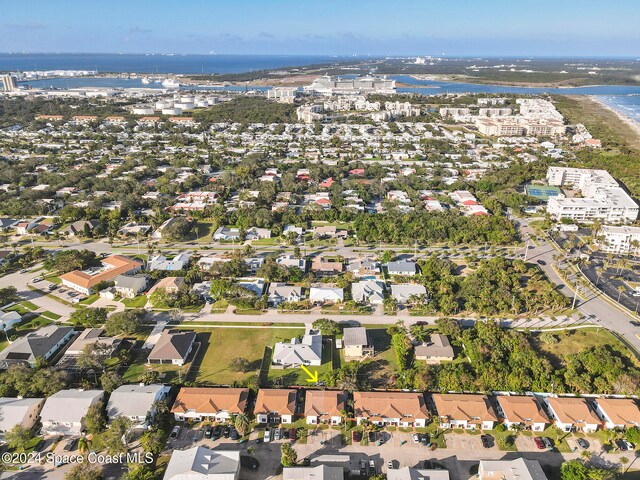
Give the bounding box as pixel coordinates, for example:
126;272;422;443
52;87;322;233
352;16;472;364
394;75;640;96
0;53;347;74
596;95;640;125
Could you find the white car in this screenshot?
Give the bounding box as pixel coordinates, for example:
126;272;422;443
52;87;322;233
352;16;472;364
264;429;271;442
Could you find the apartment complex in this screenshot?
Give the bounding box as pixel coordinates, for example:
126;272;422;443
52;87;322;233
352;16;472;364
596;225;640;254
546;167;639;223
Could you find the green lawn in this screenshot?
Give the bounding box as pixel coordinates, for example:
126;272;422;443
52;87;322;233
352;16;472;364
121;295;148;308
185;327;305;385
251;237;281;246
43;274;61;285
123;357;190;384
78;294;99;306
354;328;401;388
19;300;39;311
16;316;53;332
267;338;335;387
39;310;61;320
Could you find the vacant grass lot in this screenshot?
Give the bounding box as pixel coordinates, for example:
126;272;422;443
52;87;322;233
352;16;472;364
185;327;304;385
531;328;640;368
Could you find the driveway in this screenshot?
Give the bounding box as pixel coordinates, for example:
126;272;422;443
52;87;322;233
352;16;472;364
143;320;168;349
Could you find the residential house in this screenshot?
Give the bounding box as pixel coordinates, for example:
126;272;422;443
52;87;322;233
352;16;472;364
171;387;249;422
387;260;417;276
495;395;550;432
163;446;240;480
479;459;548;480
313;226;347;239
342;327;374;358
351;280;385;305
59;255;143;295
237;278;266;297
0;325;76;368
254;389;297;424
347;258;380;278
388;468;450;480
309;287;344;305
147;276;185;298
40;389;104;435
0;311;21;332
152;217;186;240
246;227;271;240
147;330;196;366
283;465;344;480
107;384;171;425
147;253;190;271
277;255;307;271
311;256;344;275
353;391;428;427
0;397;45;434
414;334;454;364
272;330;323;368
59;220;99;238
63;328;122;356
390;284;427;304
213;226;241;241
431;394;498;430
305;390;348;425
595;398;640;430
545;397;601;433
268;283;304;306
112;274;149;299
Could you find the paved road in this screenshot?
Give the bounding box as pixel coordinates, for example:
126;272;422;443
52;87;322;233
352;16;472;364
518;219;640;354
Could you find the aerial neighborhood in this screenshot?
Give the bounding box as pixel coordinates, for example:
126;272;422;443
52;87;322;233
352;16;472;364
1;58;640;480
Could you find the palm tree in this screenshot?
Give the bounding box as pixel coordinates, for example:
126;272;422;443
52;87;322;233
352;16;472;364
618;285;626;303
234;413;250;437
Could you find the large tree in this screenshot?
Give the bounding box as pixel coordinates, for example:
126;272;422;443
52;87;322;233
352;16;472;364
4;424;34;452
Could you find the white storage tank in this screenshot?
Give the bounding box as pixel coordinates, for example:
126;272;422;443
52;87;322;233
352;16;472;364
132;105;155;115
161;107;183;115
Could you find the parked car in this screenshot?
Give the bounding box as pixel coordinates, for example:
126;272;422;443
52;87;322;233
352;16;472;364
229;428;239;440
576;438;589;450
481;434;492;449
204;427;213;439
542;437;554;449
170;426;180;439
63;438;76;451
368;431;376;443
212;425;221;439
33;439;46;452
264;429;271;443
274;428;281;441
387;460;395;470
616;439;629;451
290;428;297;441
352;431;362;442
282;428;290;440
534;437;545;449
303;458;311;467
369;460;376;470
412;433;421;444
222;426;231;438
359;459;367;475
537;259;546;265
32;277;43;283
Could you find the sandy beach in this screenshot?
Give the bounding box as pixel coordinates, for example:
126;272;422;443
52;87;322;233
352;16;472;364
589;95;640;141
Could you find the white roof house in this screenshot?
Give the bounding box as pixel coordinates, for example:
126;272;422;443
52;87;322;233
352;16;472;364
273;331;323;367
163;446;240;480
283;465;344;480
390;284;427;304
309;287;344;304
40;389;105;435
479;459;548;480
268;283;304;306
387;260;417;276
147;253;191;271
351;280;385;304
106;383;171;425
0;397;45;434
388;467;450;480
0;311;21;331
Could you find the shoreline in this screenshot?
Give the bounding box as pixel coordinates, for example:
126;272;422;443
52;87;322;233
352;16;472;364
588;95;640;140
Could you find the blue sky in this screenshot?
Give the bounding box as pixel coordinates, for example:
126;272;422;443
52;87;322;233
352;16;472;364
2;0;639;56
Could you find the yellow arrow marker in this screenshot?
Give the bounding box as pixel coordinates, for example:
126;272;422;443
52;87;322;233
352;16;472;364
300;364;319;383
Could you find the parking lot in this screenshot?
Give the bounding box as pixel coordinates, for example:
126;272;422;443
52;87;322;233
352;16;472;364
30;277;86;304
445;433;496;451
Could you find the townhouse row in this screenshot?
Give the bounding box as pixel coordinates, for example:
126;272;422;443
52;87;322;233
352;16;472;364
4;386;637;438
168;388;640;433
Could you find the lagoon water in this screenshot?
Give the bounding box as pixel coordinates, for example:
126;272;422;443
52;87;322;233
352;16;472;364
4;53;640;125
